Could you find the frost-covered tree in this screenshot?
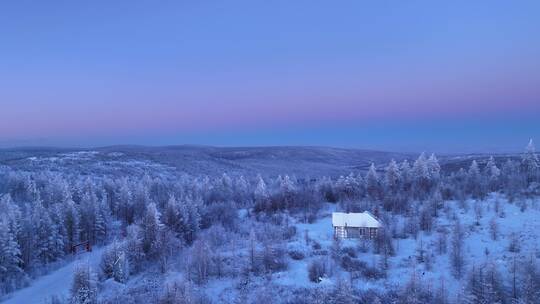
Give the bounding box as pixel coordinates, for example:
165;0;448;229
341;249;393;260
162;195;182;236
501;159;523;200
219;173;234;202
131;181;151;222
70;263;97;304
467;160;483;198
366;163;381;200
519;257;540;304
522;139;539;185
33;201;63;264
140;202;164;257
484;156;501;191
464;264;506;304
412;153;431;198
427;153;441;183
450;220;465;278
116;179;133;224
188;239;211;284
385;160;401;194
331;278;357;304
335;173;362;202
62;199;80;253
123;225;145;274
315;176;337;203
99;241;129;283
400;159;412;193
279;175;297;209
0;215;23;292
234;175;250;206
254;174;270;210
178;197;201;244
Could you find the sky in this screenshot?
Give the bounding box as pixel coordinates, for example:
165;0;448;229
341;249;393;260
0;1;539;153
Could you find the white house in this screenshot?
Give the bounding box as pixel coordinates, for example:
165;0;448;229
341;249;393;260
332;211;382;239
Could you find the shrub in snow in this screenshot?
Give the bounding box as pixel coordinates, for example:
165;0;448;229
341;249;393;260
331;278;359;304
309;258;328;283
201;201;238;230
340;256;366;273
508;232;521;253
489;217;498;241
312;249;329;256
262;243;288;273
250;285;278;304
340;246;357;258
360;264;385;280
160;279;210;304
202;224;229;248
283;225;297;240
288;249;305;260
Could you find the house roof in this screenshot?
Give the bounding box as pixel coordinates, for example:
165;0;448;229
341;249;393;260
332;212;382;228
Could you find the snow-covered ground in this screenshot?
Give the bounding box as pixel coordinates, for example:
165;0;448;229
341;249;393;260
4;195;539;303
249;195;540;298
2;247;104;304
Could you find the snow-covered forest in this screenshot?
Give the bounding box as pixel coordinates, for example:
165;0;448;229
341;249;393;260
1;140;540;304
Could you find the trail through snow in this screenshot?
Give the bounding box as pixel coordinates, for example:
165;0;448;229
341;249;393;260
2;247;104;304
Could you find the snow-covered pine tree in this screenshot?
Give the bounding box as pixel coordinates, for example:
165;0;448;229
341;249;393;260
484;156;501;191
132;181;151;222
522;139;539;185
427;153;441;184
162;195;182;236
467;160;483;198
234;175;250;206
254;174;270;212
366;163;381;200
117;178;133;225
32;201;63;264
49;203;68;255
141;202;164;257
412;153;431;198
94;193;110;244
385;159;402;194
63;199;80;253
0;215;23;292
400;159;412;193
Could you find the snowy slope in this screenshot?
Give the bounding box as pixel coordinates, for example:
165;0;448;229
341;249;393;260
2;247;104;304
267;196;540;297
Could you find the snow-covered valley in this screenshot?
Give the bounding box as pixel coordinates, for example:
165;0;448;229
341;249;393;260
0;144;539;304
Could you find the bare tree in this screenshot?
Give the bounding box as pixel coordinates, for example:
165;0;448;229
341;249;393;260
450;220;465;278
489;217;498;241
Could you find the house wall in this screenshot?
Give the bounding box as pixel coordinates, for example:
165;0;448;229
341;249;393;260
334;226;378;239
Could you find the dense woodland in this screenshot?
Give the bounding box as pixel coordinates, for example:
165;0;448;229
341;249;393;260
1;140;540;304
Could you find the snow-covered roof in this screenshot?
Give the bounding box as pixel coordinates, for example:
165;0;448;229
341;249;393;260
332;212;382;228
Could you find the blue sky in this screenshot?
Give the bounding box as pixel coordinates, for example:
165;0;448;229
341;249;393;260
0;1;539;152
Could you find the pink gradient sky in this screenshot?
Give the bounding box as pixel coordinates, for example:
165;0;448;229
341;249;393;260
0;0;539;152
